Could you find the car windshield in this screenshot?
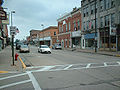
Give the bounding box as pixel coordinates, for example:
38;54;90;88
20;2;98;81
41;45;49;48
21;45;28;48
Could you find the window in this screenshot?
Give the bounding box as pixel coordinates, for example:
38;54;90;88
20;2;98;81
62;25;63;32
105;15;110;26
86;7;89;16
86;21;89;30
111;13;115;26
111;0;115;8
74;21;76;31
91;4;94;14
66;23;67;32
83;22;86;31
100;17;103;27
54;32;56;36
83;8;86;17
100;0;104;11
119;12;120;24
78;20;80;30
59;25;61;33
69;22;71;31
95;18;98;28
105;0;110;9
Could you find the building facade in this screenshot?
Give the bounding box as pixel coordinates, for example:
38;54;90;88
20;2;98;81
81;0;120;51
57;7;82;48
30;26;58;47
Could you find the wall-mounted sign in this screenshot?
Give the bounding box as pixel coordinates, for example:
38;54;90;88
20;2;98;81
0;10;7;20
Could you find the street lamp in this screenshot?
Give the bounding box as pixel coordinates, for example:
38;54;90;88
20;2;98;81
41;24;44;44
11;11;15;66
94;0;97;52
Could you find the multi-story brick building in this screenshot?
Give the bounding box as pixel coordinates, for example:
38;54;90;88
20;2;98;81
30;26;58;47
39;26;58;47
57;7;82;48
81;0;120;51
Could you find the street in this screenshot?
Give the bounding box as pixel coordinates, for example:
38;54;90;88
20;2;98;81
0;46;120;90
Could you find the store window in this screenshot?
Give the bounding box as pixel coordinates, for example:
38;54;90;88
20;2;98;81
100;17;103;27
105;15;109;26
54;32;56;36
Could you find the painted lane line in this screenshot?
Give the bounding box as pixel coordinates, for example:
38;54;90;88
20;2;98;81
64;65;73;70
86;64;91;68
117;61;120;65
104;63;107;67
27;71;42;90
0;73;27;81
0;80;31;89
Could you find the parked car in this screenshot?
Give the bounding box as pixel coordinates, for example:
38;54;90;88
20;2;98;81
19;45;30;53
16;42;24;50
38;45;51;54
52;43;62;49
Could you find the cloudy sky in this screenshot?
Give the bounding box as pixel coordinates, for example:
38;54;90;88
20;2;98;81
3;0;81;40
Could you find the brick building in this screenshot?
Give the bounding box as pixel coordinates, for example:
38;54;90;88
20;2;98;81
30;26;58;47
57;7;82;48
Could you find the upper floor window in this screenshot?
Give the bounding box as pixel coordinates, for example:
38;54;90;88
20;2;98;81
100;0;104;11
69;22;71;31
78;20;80;30
54;32;56;36
83;8;86;17
111;13;115;26
100;17;104;28
105;15;110;26
105;0;110;10
59;25;61;33
86;21;89;30
111;0;115;8
66;23;68;32
83;22;86;31
91;4;94;15
86;7;89;16
74;21;76;31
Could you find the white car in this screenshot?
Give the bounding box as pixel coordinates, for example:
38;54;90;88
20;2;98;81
38;45;51;54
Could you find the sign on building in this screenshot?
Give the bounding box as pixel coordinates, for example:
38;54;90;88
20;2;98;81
110;26;116;36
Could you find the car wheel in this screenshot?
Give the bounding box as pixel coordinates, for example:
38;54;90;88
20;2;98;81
48;51;51;54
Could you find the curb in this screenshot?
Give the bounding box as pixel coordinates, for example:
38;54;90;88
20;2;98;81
0;71;9;73
18;56;26;69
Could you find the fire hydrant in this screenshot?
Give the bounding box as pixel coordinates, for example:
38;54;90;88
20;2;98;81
15;53;19;61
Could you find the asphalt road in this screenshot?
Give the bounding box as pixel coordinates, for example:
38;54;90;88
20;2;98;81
0;45;120;90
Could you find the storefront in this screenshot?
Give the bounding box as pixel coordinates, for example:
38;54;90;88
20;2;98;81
84;33;96;49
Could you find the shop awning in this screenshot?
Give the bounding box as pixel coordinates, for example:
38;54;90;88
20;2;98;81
84;33;97;39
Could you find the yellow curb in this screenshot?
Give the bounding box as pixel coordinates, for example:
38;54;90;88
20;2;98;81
116;54;120;57
0;71;9;73
18;56;26;69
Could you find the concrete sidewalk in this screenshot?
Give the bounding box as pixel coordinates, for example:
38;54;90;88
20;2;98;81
65;48;120;57
0;46;22;73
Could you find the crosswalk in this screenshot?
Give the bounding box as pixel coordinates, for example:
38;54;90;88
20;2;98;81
26;61;120;72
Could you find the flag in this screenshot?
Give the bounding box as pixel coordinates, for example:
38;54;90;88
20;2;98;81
16;28;19;33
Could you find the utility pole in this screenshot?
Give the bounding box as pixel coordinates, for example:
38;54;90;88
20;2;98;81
11;11;15;66
95;0;97;52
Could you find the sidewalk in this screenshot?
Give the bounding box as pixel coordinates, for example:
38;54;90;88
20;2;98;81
65;48;120;57
0;46;22;73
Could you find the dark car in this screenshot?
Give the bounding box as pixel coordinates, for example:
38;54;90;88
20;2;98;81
52;43;62;50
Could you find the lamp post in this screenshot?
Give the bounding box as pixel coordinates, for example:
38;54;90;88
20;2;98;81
41;24;44;44
95;0;97;52
11;11;15;66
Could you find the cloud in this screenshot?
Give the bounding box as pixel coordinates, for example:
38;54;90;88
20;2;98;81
3;0;81;40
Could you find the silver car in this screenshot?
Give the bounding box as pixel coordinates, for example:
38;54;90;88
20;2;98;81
38;45;51;54
20;45;30;53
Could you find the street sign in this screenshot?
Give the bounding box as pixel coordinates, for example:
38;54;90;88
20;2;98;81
10;26;17;35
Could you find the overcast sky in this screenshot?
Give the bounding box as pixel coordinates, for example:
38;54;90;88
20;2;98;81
3;0;81;40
